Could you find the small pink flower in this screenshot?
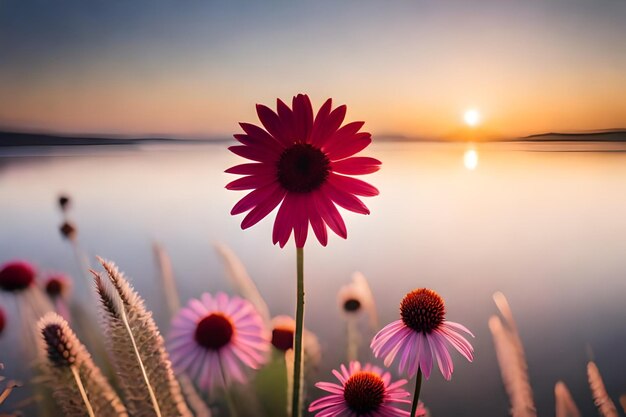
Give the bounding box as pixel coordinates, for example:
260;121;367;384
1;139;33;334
309;361;411;416
371;288;474;380
167;292;269;390
226;94;381;248
0;261;36;292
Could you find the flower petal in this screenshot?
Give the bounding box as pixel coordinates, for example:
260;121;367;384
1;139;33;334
229;145;279;163
322;183;370;215
312;104;346;148
328;173;379;197
234;132;283;155
277;98;295;143
241;188;285;229
256;104;291;146
331;157;381;175
292;94;313;143
326;132;372;161
273;192;296;247
225;162;274;176
231;183;282;215
293;194;309;248
225;174;276;191
309;202;328;246
314;190;347;239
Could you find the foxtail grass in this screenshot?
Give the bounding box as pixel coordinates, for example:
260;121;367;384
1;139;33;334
94;258;191;417
587;361;619;417
38;312;127;417
488;314;537;417
555;381;580;417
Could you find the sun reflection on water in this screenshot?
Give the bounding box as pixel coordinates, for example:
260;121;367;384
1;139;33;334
463;148;479;170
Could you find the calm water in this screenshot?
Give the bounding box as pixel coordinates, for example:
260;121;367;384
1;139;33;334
1;141;626;416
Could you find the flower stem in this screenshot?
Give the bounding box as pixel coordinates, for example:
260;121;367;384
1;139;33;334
70;365;96;417
410;367;423;417
291;247;305;417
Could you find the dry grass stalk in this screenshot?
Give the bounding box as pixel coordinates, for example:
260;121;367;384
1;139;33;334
488;315;537;417
152;244;212;417
152;243;181;314
214;243;271;324
94;258;191;417
587;361;619;417
555;381;581;417
38;312;127;417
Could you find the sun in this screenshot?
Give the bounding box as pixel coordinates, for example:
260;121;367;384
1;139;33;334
463;109;481;127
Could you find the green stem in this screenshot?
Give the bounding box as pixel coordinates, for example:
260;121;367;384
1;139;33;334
291;247;305;417
410;367;423;417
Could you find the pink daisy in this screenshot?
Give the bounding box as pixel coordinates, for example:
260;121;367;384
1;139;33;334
309;361;411;417
167;292;269;390
226;94;381;248
371;288;474;380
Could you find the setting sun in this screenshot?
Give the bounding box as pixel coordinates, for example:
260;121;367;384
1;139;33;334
463;109;481;127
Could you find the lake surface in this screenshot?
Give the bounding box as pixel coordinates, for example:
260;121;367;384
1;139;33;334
1;141;626;416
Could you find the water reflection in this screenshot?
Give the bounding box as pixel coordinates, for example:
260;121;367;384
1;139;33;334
0;141;625;417
463;148;479;170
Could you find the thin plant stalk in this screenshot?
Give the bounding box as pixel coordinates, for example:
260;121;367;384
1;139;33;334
291;247;305;417
410;368;423;417
70;365;96;417
346;316;359;362
153;243;211;417
117;295;163;417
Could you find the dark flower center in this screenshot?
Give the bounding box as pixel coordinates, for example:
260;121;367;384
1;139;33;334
42;323;76;367
343;298;362;312
46;278;64;297
0;263;35;292
194;313;234;350
343;371;386;414
271;327;294;351
400;288;445;333
276;143;330;193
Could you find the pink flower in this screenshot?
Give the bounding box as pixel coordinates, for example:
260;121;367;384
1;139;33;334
309;361;411;416
167;292;269;390
0;261;36;292
371;288;474;380
226;94;381;248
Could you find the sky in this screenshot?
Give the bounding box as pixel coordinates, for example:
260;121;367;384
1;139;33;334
1;0;625;140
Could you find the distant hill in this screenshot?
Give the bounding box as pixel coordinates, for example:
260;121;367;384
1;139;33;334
0;131;219;147
2;128;626;146
523;129;626;142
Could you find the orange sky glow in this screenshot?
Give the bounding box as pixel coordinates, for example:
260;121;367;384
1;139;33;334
1;1;625;140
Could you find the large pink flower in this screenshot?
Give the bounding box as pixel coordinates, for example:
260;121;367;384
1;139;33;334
309;361;411;417
167;293;269;390
226;94;381;248
371;288;474;380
